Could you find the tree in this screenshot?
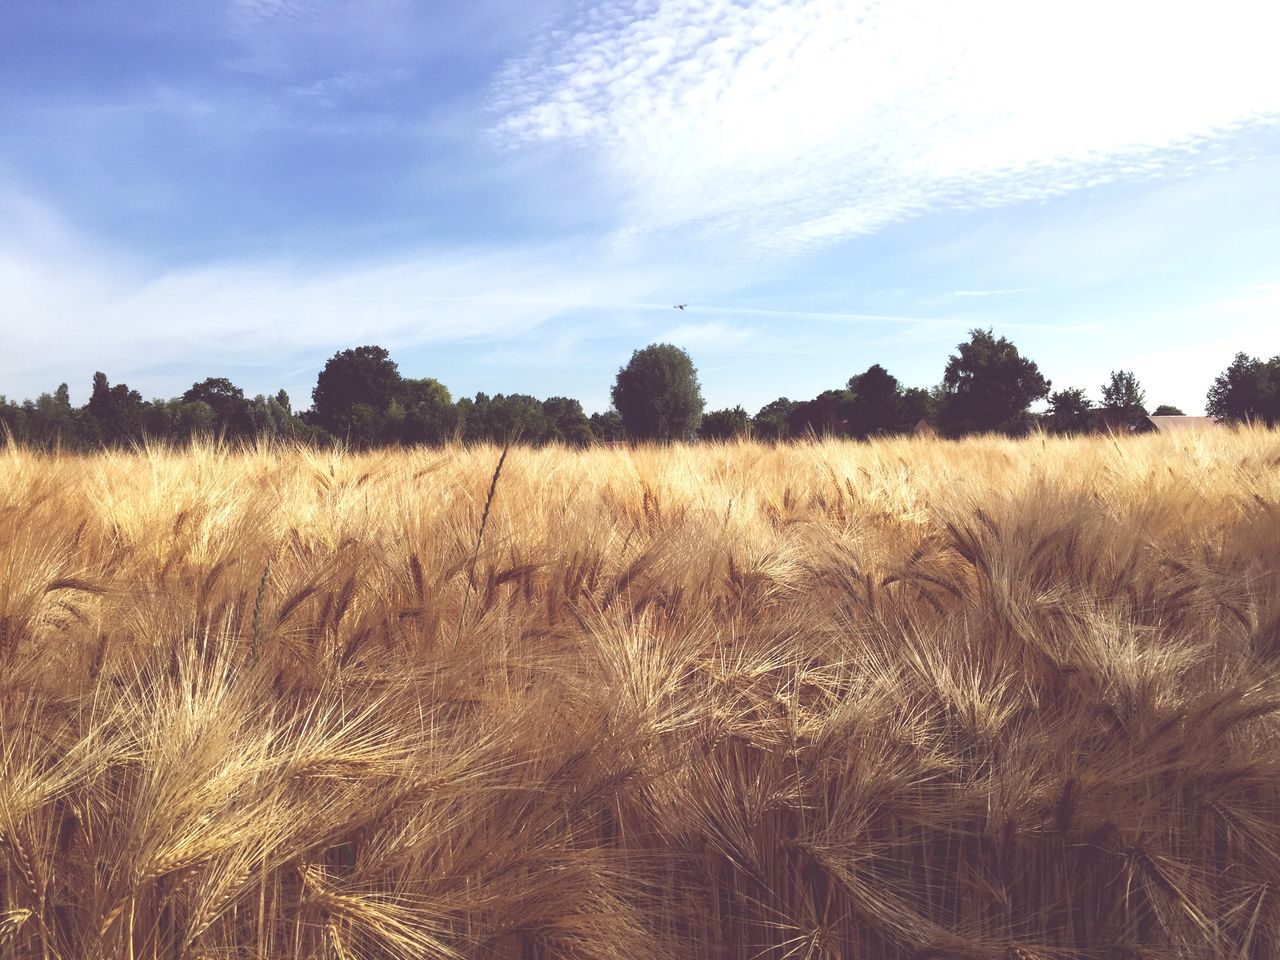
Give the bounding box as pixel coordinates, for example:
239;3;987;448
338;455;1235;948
459;393;557;444
611;343;704;442
1151;404;1185;417
1046;388;1093;434
542;397;593;446
311;346;402;442
699;406;750;441
900;387;937;428
86;372;145;445
939;329;1050;436
1099;370;1147;430
788;390;850;437
1206;352;1280;425
182;377;253;438
752;398;795;441
394;378;457;446
588;410;626;443
846;364;904;437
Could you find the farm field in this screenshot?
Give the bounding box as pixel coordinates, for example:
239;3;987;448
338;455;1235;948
2;430;1279;959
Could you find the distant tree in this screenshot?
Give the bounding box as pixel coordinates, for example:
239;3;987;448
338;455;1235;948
846;364;904;437
459;393;557;444
752;398;795;441
542;396;593;446
182;377;253;438
611;343;704;441
939;329;1050;436
788;389;850;437
1046;388;1093;434
394;378;457;446
1151;404;1185;417
311;346;401;442
86;372;145;445
1207;352;1280;425
588;409;626;443
699;406;751;441
1099;370;1147;430
899;387;937;428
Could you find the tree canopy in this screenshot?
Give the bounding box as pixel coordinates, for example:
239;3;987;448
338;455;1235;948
939;329;1050;435
611;343;705;442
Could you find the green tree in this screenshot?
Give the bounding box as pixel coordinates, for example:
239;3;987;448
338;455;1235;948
86;372;145;445
182;377;253;438
1150;404;1185;417
699;406;750;440
939;329;1050;435
1046;388;1093;434
542;397;593;446
752;398;795;441
1206;352;1280;425
846;364;904;437
787;389;850;437
588;410;626;443
900;387;937;428
1099;370;1147;430
311;346;402;442
611;343;704;441
396;378;457;446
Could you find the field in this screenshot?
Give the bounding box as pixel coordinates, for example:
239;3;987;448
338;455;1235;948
2;430;1279;959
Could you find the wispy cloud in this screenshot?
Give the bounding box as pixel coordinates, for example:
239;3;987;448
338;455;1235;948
496;0;1280;255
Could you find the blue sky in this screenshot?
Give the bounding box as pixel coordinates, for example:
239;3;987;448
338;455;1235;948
2;0;1278;415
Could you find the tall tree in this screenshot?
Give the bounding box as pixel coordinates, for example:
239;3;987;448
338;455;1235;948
1207;352;1279;425
1099;370;1147;430
787;390;850;437
939;329;1050;435
311;346;401;442
1046;388;1093;434
182;377;253;438
611;343;704;442
86;372;145;445
542;397;593;446
846;364;904;437
752;398;795;441
392;378;457;446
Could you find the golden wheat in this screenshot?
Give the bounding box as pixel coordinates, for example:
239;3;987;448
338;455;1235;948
1;428;1278;959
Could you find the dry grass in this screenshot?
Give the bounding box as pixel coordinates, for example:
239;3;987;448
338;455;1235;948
2;428;1279;959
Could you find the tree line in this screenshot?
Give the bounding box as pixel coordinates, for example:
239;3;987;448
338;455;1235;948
1;331;1276;449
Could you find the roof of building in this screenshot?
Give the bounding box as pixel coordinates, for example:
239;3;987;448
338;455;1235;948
1144;416;1220;432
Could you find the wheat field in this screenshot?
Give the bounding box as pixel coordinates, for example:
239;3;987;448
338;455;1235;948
1;429;1278;959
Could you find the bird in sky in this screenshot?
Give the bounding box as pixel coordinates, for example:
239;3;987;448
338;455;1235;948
673;304;687;310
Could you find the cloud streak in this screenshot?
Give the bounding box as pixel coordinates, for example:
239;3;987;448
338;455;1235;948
496;0;1280;255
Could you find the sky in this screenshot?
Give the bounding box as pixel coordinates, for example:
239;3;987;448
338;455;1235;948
2;0;1278;416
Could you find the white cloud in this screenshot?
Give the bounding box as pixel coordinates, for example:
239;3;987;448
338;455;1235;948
496;0;1280;254
661;320;755;348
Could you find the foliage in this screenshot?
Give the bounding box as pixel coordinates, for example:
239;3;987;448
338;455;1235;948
787;389;850;437
588;409;626;443
1099;370;1148;430
311;345;402;442
752;397;794;441
1150;404;1185;417
1046;387;1094;434
1207;352;1280;425
846;364;906;437
698;406;750;440
939;328;1050;435
611;343;705;441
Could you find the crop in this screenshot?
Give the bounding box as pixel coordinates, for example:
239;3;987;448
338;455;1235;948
1;428;1278;959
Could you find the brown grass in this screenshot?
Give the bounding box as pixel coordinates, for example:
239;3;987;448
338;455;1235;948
1;428;1279;959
